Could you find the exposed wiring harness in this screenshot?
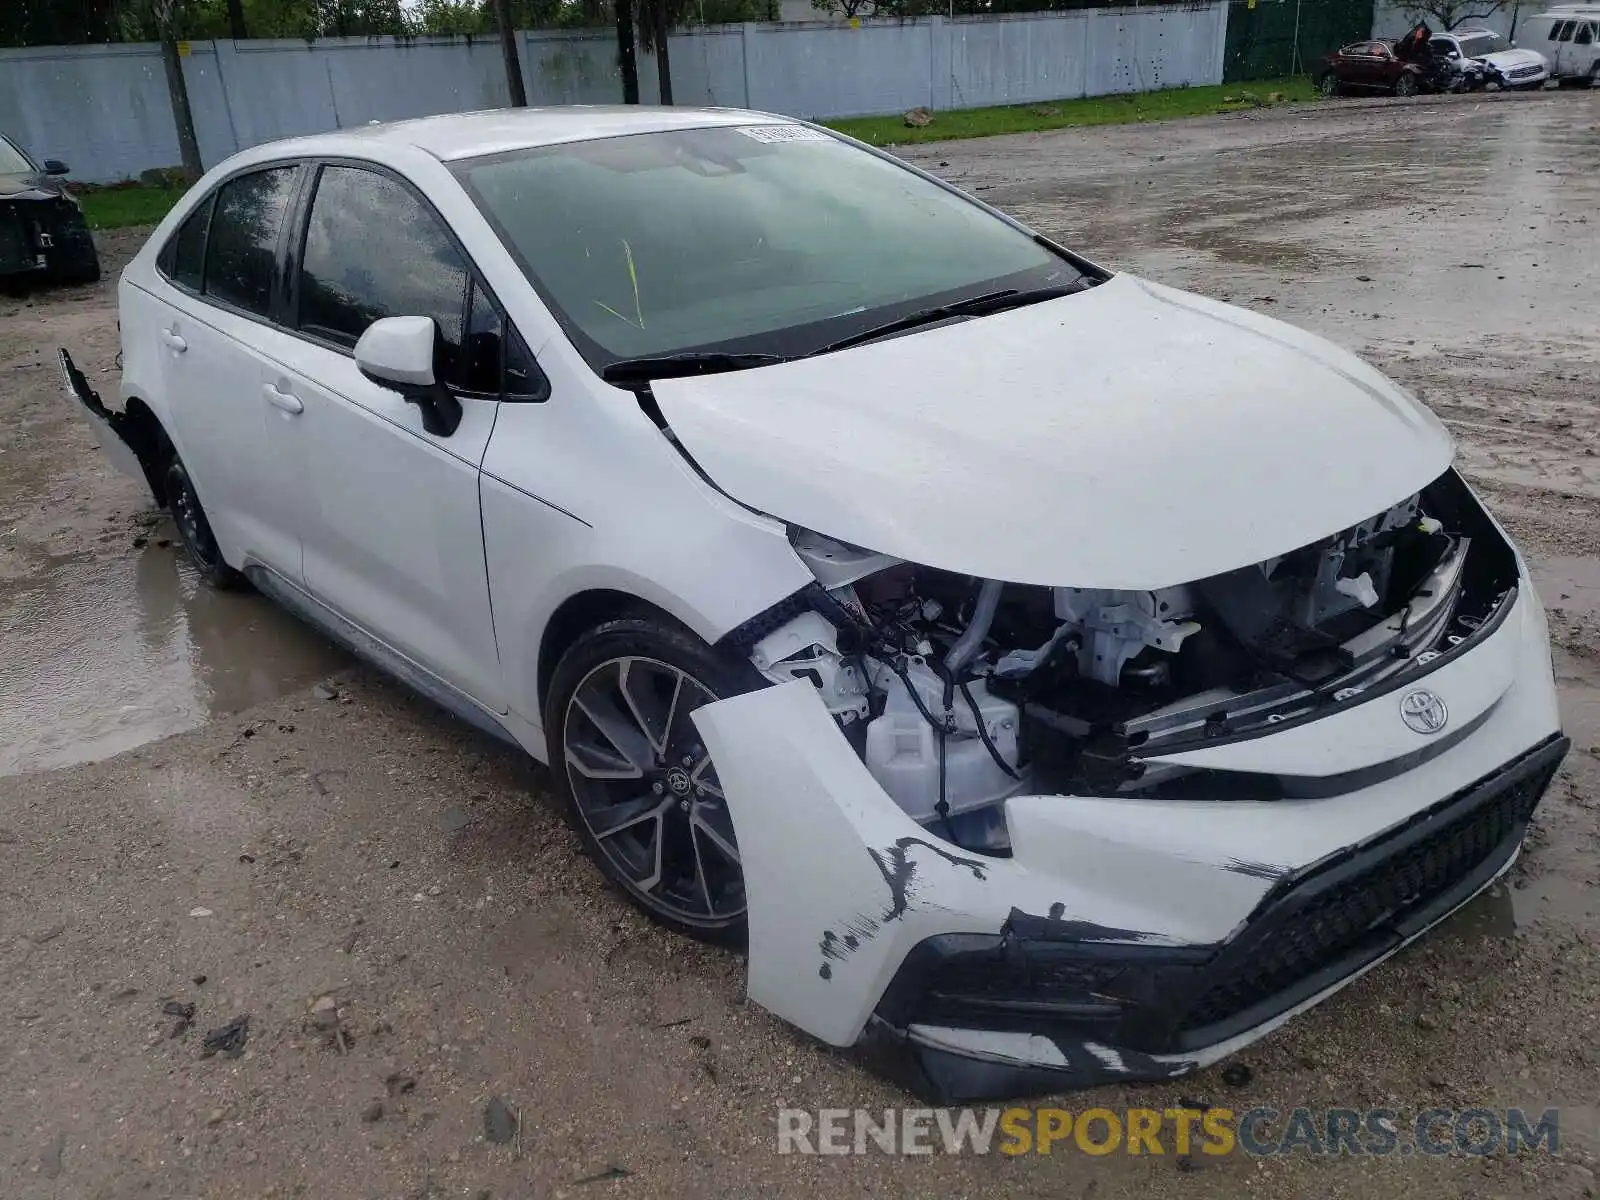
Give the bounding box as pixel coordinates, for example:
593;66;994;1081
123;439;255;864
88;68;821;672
888;655;961;845
960;680;1020;781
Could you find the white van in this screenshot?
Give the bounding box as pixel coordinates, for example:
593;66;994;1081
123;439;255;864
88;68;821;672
1519;6;1600;82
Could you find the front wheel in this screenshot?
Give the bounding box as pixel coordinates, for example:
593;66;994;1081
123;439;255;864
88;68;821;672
546;617;756;944
1318;73;1341;97
1394;72;1419;97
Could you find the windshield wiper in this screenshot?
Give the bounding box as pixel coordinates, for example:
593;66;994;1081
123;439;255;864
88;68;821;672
601;351;790;385
810;284;1082;356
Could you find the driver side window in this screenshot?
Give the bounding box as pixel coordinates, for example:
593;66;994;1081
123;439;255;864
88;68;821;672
295;163;547;400
297;165;468;367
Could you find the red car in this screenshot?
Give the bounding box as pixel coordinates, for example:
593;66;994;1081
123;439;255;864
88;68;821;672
1316;40;1425;96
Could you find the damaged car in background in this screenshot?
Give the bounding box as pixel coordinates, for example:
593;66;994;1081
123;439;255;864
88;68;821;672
0;132;99;289
63;108;1566;1102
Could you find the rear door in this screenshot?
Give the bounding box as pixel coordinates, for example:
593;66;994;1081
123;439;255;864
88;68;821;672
267;162;509;711
151;163;310;581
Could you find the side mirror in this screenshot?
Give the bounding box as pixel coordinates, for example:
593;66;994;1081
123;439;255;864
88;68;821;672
354;315;462;437
43;159;69;176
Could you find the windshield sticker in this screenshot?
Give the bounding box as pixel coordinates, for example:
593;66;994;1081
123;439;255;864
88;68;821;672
735;124;833;144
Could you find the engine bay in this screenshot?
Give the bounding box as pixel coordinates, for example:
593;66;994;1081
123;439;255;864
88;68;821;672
737;468;1519;854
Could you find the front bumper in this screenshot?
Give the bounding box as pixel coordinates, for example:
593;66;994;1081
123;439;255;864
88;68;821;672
1498;65;1551;87
873;733;1564;1101
0;197;98;279
690;577;1565;1101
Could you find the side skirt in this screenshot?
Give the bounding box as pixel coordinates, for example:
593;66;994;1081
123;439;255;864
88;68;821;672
245;564;521;751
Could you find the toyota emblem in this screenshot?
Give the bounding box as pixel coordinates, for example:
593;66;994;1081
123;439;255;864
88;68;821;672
1399;688;1448;735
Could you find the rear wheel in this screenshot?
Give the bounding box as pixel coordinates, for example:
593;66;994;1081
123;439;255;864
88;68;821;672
1394;72;1419;97
164;454;245;590
546;617;756;944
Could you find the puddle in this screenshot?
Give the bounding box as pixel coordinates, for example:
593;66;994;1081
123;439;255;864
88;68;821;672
1440;871;1600;940
0;530;347;776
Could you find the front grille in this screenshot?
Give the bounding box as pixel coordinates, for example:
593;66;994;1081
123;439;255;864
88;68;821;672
1178;741;1563;1033
35;201;93;255
1509;65;1542;78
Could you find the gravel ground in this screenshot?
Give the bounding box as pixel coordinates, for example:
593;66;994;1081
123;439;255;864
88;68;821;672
1;93;1597;1199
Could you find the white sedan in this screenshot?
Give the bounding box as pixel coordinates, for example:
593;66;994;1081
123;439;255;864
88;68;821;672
65;108;1567;1101
1431;29;1552;87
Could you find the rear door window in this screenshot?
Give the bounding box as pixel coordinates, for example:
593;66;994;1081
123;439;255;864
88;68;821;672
168;196;213;292
1576;22;1595;45
202;166;298;318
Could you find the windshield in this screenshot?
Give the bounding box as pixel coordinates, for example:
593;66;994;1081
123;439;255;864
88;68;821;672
1457;33;1511;54
0;137;35;175
454;125;1086;370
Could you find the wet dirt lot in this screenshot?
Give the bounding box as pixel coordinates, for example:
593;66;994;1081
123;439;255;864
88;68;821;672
1;93;1598;1198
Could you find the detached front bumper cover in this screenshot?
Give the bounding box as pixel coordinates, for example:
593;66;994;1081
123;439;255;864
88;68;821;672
691;574;1565;1101
869;733;1565;1101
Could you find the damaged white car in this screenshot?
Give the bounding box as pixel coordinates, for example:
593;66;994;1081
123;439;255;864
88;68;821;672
66;109;1567;1101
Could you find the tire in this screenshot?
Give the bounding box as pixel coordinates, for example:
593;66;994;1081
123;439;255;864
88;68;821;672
1394;72;1419;97
164;454;245;590
1591;65;1600;89
546;616;761;945
1317;73;1341;98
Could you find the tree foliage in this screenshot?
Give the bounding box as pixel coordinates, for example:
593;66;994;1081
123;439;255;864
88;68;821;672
2;0;774;43
1400;0;1511;30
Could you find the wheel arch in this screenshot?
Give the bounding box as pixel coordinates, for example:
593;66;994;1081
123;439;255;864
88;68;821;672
536;588;689;719
118;394;175;506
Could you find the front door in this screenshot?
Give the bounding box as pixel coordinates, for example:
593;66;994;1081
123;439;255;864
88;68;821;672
1550;19;1578;73
270;163;507;712
1370;42;1403;89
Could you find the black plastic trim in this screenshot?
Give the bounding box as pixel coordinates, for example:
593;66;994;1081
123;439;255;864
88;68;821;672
870;733;1568;1077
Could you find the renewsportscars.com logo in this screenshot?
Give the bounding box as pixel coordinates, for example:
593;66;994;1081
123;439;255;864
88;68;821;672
776;1106;1561;1158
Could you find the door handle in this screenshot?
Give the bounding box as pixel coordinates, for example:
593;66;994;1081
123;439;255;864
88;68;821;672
263;382;304;415
161;329;187;353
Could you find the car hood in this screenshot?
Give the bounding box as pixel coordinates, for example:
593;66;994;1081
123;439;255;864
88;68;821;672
651;274;1454;590
0;171;59;201
1476;48;1546;68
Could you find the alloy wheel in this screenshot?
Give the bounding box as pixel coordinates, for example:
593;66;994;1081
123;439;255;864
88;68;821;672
562;656;744;926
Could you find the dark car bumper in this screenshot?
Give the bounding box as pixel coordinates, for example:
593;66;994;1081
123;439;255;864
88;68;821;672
864;734;1568;1102
0;197;99;280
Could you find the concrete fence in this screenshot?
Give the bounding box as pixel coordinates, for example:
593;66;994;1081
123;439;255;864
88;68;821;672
0;3;1228;183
